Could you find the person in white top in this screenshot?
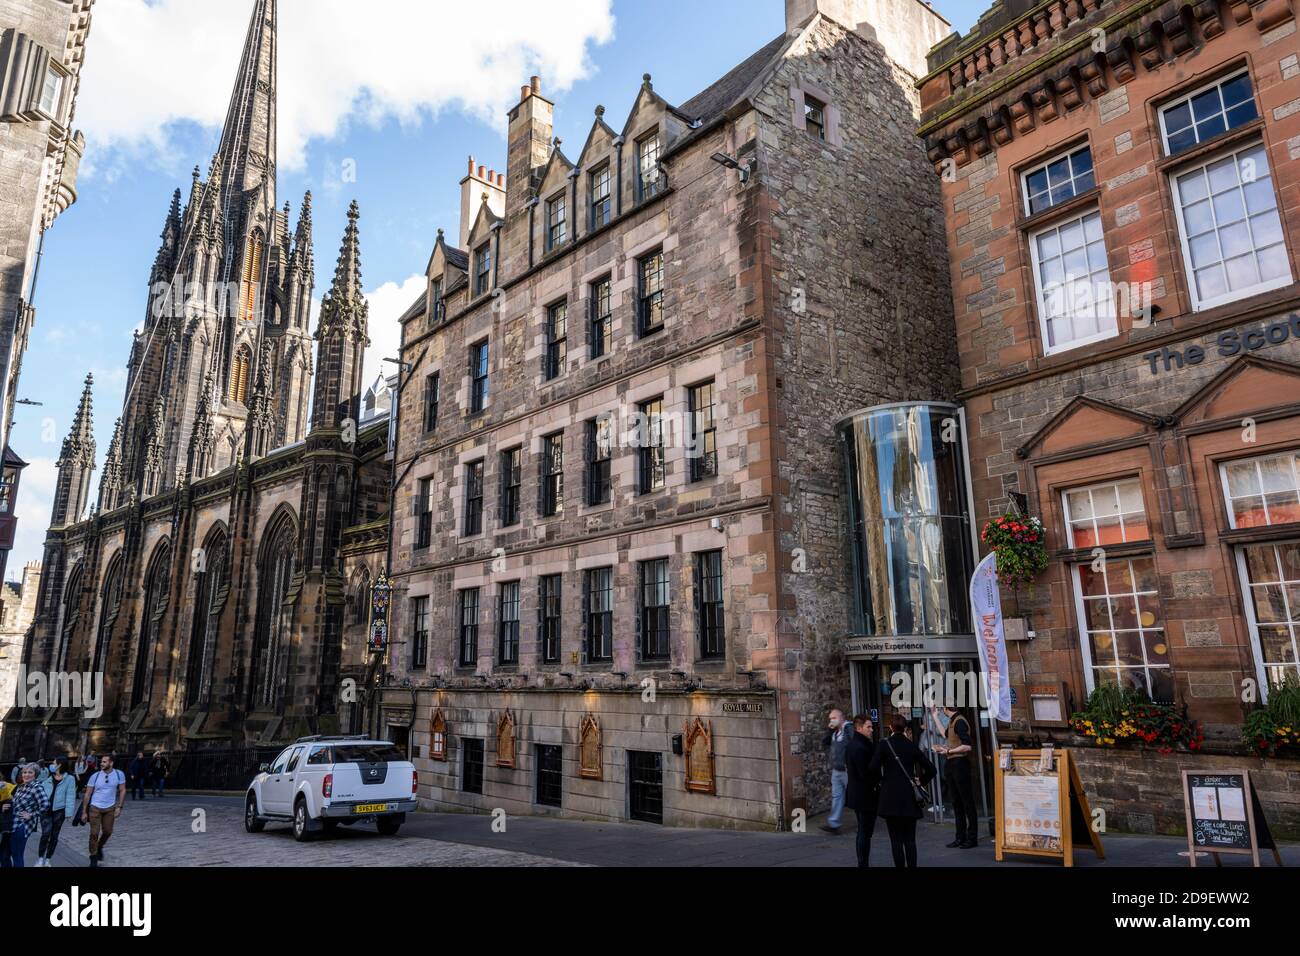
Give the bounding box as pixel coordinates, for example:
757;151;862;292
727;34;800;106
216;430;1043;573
78;754;125;867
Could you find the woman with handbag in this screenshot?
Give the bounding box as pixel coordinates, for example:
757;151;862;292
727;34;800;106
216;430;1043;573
867;714;937;867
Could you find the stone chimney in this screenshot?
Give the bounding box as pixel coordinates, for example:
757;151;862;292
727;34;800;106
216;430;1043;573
505;75;552;219
784;0;951;78
460;156;506;251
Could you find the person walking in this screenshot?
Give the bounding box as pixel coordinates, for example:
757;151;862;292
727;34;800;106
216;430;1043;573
869;714;937;868
932;705;979;848
3;764;50;867
0;776;15;864
820;708;853;834
9;756;26;783
127;752;147;801
148;751;170;798
844;714;880;867
79;754;125;867
36;756;77;867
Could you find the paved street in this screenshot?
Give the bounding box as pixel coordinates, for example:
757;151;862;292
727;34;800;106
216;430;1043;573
17;793;1299;868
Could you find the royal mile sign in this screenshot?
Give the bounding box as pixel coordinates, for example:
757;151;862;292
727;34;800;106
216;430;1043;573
1144;314;1300;375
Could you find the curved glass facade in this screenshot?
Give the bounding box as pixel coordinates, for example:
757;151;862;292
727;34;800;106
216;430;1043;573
840;403;974;638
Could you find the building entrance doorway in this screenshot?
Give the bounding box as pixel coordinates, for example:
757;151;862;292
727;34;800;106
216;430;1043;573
852;658;994;828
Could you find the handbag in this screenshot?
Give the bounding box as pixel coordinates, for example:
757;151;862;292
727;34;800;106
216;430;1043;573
885;737;933;812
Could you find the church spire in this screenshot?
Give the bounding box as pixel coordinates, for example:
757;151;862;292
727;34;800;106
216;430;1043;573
98;418;123;512
311;202;369;432
212;0;277;201
51;374;96;526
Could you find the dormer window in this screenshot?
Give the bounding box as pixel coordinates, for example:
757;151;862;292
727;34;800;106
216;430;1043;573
546;193;567;251
804;95;826;140
637;132;661;201
429;278;443;325
590;164;611;229
473;242;492;297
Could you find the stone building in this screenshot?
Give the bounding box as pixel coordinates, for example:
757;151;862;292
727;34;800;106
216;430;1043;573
381;0;959;828
0;0;390;772
0;559;39;732
0;0;94;582
921;0;1300;831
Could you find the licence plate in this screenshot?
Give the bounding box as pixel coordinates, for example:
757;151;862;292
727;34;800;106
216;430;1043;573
353;803;390;814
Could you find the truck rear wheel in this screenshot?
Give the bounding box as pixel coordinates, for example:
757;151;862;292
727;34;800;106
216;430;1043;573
376;816;401;836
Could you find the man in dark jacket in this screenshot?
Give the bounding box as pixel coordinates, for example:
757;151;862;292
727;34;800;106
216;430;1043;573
127;752;147;801
844;714;880;867
819;708;853;834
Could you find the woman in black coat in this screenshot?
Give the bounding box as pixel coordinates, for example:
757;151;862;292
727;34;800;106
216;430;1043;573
867;714;937;867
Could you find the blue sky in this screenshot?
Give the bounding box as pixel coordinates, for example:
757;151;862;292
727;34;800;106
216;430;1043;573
9;0;988;576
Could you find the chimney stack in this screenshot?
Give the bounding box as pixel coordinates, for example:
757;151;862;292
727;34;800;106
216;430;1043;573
506;76;553;221
460;154;506;251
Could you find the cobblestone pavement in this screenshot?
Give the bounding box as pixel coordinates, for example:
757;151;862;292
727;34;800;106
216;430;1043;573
32;795;580;868
21;793;1298;867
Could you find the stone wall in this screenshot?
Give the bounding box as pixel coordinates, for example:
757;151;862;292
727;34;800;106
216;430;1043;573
1072;744;1300;839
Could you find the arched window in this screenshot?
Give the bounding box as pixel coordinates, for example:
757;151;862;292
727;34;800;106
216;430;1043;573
251;512;296;711
185;529;228;710
92;553;124;676
230;345;252;405
352;567;371;625
131;542;172;709
56;563;83;673
240;230;264;323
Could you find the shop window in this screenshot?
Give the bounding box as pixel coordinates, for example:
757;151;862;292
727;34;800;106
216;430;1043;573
1073;556;1173;702
1236;541;1300;690
1063;478;1149;547
1170;141;1290;312
1220;449;1300;528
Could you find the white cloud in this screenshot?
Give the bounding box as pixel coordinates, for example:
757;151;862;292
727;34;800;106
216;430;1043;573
76;0;615;172
361;273;425;391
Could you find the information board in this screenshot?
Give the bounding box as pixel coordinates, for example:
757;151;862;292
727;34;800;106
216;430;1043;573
994;748;1104;867
1181;769;1281;867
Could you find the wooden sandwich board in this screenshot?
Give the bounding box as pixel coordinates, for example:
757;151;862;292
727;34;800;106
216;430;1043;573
994;747;1104;867
1181;769;1282;867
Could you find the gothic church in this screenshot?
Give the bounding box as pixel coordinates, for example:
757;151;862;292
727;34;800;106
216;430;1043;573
1;0;391;768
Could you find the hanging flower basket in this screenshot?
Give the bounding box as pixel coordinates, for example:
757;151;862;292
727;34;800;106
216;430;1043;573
980;513;1049;587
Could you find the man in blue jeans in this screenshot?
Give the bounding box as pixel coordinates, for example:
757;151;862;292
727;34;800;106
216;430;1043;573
820;708;854;834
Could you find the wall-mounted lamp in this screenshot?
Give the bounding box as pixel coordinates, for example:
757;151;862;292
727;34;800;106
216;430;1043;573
710;152;751;184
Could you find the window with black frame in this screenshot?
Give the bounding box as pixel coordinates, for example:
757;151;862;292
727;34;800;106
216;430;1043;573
473;242;492;296
464;460;484;536
469;340;489;413
637;250;664;336
544;301;567;380
542;432;564;516
498;581;520;665
638;397;665;493
590;276;612;358
423;372;440;433
462;738;484;793
546;193;567;250
415;477;433;550
429;278;444;325
590;164;611;229
804;95;826;140
640;558;670;660
500;447;521;526
411;596;429;668
688;381;717;481
540;574;562;664
458;588;480;666
585;567;613;662
536;744;563;807
696;550;724;660
587;416;612;505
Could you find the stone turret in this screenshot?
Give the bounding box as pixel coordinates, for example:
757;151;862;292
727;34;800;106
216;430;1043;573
51;374;96;526
311;200;368;433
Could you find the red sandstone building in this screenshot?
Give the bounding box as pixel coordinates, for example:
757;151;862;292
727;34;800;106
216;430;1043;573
921;0;1300;829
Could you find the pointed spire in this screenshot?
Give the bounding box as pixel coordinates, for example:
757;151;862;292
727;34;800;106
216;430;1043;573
98;417;124;512
186;370;218;480
290;190;313;273
316;200;366;341
212;0;277;199
60;373;96;469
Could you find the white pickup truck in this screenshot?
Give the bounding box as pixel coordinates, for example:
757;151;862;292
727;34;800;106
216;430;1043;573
244;736;419;841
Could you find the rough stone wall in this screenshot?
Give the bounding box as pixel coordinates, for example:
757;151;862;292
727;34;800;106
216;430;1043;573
757;17;959;811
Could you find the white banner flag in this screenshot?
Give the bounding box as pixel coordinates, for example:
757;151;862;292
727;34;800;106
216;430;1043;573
970;552;1011;722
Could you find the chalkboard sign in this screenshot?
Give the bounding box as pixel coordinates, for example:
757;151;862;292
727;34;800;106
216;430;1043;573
1180;769;1281;867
